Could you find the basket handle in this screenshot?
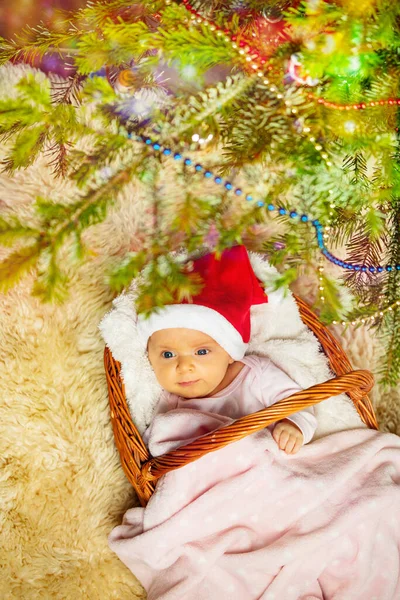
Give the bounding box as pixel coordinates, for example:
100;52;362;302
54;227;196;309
141;369;374;482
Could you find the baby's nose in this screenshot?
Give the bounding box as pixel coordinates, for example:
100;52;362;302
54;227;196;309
177;356;195;371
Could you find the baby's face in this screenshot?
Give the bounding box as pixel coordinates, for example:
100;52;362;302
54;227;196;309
147;328;234;399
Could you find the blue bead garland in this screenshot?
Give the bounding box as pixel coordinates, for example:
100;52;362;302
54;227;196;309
131;133;399;274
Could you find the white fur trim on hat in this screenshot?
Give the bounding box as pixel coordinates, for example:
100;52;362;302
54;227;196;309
136;304;248;360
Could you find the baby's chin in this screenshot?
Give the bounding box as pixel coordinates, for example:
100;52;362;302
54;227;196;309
176;387;202;399
169;381;210;398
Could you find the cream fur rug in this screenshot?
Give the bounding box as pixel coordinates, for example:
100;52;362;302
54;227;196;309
1;64;399;599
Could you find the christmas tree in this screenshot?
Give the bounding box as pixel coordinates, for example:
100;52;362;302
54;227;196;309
0;0;399;385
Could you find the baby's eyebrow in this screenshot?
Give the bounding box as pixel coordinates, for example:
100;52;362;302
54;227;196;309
157;342;215;349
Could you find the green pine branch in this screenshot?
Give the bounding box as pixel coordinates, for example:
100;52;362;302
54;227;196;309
0;242;44;294
74;0;163;28
0;0;399;383
0;215;40;247
0;27;82;67
0;160;142;299
0;74;84;176
160;74;254;142
378;307;400;388
377;195;400;387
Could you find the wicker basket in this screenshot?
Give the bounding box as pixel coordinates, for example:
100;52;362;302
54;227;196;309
104;294;377;507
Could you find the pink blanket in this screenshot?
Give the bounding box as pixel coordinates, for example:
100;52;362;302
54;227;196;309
109;409;400;599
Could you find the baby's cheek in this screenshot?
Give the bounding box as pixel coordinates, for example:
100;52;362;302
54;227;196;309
155;366;171;383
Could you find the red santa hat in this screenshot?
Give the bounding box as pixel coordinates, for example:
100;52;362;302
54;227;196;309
136;244;269;360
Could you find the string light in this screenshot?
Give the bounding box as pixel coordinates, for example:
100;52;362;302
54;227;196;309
307;93;400;111
318;258;325;303
191;132;213;145
181;2;400;117
88;8;400;328
130;132;400;274
149;5;399;329
332;299;400;327
179;1;331;168
181;0;275;77
317;191;335;304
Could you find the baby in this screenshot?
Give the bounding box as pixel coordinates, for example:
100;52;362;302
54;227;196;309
137;244;316;454
145;327;316;454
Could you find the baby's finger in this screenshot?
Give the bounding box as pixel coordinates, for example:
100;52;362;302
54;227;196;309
290;439;303;455
278;430;290;450
285;436;296;454
272;426;281;444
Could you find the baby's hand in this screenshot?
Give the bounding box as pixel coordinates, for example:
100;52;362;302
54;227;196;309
272;419;304;454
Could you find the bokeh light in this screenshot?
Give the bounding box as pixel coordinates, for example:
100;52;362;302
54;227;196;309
0;0;86;75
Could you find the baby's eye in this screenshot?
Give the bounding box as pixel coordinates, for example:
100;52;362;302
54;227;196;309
196;349;209;355
161;351;175;359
